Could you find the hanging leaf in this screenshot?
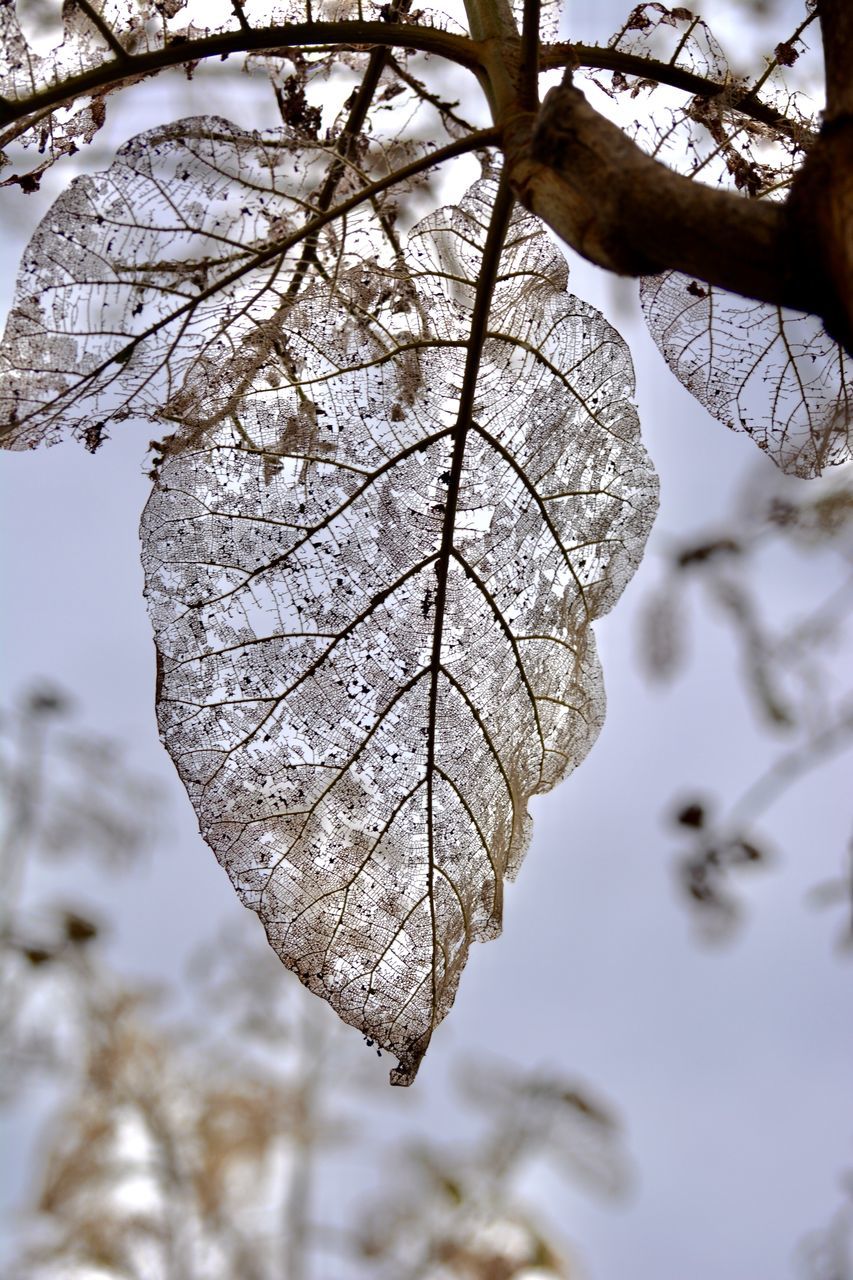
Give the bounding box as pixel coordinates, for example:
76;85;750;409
640;275;852;476
0;115;423;450
588;6;848;476
141;178;658;1083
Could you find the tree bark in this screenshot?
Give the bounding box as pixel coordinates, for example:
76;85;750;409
503;42;853;358
786;0;853;353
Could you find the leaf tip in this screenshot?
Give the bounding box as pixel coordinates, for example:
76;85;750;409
389;1036;431;1086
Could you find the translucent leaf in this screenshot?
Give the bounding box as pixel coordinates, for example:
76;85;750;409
0;0;457;185
606;81;816;201
0;0;190;183
641;274;852;476
593;0;817;197
0;0;302;112
0;115;419;450
587;5;842;475
142;179;658;1084
590;14;817;204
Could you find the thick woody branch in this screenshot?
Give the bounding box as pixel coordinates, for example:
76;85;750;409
504;81;829;330
816;0;853;122
783;0;853;353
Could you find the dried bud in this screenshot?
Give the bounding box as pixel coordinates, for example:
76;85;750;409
676;801;706;828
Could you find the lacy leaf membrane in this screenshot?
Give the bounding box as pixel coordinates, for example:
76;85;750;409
608;2;729;83
0;115;420;450
0;2;343;124
142;180;658;1083
641;275;852;476
0;0;466;187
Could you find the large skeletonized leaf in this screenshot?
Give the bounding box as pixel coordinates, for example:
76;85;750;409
0;114;425;452
142;180;658;1084
641;275;852;476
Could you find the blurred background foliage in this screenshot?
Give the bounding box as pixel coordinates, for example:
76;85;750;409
2;457;851;1277
0;684;631;1279
638;462;853;948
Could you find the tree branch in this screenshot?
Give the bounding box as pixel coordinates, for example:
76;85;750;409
286;6;407;297
503;81;817;318
0;21;480;129
387;55;478;132
519;0;541;112
783;0;853;352
72;0;131;62
816;0;853;122
542;43;816;143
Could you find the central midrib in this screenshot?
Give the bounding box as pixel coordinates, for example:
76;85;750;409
421;174;515;1048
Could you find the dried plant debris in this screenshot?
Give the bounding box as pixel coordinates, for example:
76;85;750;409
0;0;464;184
608;3;729;82
142;179;658;1082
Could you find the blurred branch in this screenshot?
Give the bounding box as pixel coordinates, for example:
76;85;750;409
0;687;54;935
672;705;853;942
729;703;853;832
640;467;853;939
798;1172;853;1280
0;684;161;1099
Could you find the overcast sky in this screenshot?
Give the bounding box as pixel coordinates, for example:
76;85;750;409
1;2;851;1276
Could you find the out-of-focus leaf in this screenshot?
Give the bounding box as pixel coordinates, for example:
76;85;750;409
675;800;706;828
637;581;686;681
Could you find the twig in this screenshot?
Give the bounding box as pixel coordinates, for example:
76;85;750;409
738;9;819;110
73;0;131;62
230;0;252;35
0;23;480;130
387;54;478;132
543;43;818;144
519;0;541;112
728;702;853;831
